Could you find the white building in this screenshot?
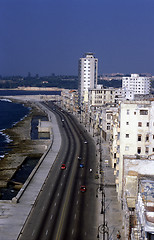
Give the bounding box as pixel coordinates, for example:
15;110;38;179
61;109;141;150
122;74;151;100
78;53;98;104
111;100;154;201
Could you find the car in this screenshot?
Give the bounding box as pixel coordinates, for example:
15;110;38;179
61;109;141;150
80;185;86;192
61;164;66;170
79;163;84;168
78;156;82;160
84;141;88;144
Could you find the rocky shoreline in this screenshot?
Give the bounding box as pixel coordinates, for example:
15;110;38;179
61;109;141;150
0;102;51;188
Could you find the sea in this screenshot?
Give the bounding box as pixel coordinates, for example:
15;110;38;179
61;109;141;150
0;90;61;160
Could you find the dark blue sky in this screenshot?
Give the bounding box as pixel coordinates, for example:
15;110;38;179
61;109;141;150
0;0;154;76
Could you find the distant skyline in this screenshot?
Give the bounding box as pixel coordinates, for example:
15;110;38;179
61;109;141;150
0;0;154;76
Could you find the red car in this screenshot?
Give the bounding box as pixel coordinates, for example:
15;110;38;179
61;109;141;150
80;185;86;192
61;164;66;170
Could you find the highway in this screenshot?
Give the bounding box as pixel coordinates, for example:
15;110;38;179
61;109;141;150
19;102;98;240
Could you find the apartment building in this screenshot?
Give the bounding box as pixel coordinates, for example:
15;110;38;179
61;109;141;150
111;100;154;201
122;74;151;100
98;105;118;141
88;85;115;106
78;53;98;104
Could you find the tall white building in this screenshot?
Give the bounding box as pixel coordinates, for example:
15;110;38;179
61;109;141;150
122;74;151;100
78;53;98;104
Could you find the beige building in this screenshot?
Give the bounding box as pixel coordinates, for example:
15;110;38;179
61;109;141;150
61;89;79;113
88;85;115;106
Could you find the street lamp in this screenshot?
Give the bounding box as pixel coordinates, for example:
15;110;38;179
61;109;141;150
96;185;102;198
97;223;109;239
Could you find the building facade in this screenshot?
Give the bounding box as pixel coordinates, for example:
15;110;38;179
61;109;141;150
88;85;115;107
111;100;154;201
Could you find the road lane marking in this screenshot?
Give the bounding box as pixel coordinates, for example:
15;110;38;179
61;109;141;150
56;160;77;240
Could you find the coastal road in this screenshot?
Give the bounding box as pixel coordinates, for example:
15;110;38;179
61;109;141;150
19;102;97;240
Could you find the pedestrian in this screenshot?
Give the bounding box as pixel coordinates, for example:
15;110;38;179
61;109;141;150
117;230;121;239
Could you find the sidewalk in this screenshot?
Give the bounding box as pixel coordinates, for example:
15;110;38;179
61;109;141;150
84;123;125;240
101;140;125;240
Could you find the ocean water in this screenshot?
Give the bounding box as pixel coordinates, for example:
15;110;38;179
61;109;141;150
0;99;30;159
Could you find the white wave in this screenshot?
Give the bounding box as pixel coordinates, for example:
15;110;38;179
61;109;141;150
0;98;12;103
0;130;6;134
0;130;12;143
4;135;13;143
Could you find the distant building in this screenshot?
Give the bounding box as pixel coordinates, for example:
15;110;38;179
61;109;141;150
78;53;98;104
122;74;151;100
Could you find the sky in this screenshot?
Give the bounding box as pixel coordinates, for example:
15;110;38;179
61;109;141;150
0;0;154;76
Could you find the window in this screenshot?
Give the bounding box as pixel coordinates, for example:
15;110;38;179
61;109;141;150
145;147;149;154
153;135;154;139
126;122;129;125
134;112;136;115
146;135;149;141
107;114;111;120
140;110;148;115
138;135;142;141
137;147;141;154
153;148;154;152
114;153;116;158
147;122;149;127
138;122;142;127
126;134;129;138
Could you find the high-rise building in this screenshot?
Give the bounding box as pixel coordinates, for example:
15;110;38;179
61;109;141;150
122;74;151;100
78;53;98;104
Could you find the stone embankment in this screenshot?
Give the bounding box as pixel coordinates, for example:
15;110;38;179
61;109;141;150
0;102;51;189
